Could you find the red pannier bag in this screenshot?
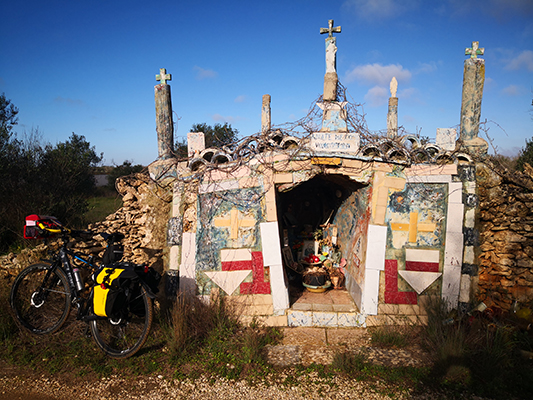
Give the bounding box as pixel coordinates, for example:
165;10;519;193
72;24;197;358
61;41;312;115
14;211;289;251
24;214;63;239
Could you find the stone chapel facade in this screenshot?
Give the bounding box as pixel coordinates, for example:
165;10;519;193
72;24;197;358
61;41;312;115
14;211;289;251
147;21;488;327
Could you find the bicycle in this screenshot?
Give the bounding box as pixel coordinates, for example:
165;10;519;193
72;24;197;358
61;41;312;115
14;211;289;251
9;215;160;359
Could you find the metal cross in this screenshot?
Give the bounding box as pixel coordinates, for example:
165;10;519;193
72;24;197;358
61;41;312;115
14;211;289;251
320;19;341;38
465;41;484;59
156;68;172;84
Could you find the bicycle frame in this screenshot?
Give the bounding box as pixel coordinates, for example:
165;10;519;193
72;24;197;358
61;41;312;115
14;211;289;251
37;235;98;320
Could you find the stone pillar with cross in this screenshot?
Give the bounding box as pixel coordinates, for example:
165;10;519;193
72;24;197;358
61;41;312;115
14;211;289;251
155;68;174;160
459;41;488;155
320;19;341;101
310;19;359;153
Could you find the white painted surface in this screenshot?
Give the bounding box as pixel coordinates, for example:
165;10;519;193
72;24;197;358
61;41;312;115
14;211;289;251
406;175;452;183
365;224;387;271
444;231;464;267
199;180;239;194
446;203;465;233
398;271;442;294
362;269;380;315
442;264;461;309
204;270;251;296
260;222;289;313
220;248;252;262
260;222;283;266
448;182;463;204
179;232;197;294
405;248;440;263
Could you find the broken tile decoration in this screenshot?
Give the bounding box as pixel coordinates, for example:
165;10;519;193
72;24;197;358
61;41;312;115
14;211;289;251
385;259;418;304
187;131;205;158
436;128;457;151
204;270;252;295
398;271;442;294
222;251;270;295
405;248;440;272
390;212;437;244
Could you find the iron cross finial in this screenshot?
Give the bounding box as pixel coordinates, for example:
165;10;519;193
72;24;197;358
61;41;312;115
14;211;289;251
465;41;484;59
320;19;341;38
156;68;172;84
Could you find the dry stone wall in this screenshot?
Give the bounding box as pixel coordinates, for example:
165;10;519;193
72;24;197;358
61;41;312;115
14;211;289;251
477;163;533;310
0;172;171;280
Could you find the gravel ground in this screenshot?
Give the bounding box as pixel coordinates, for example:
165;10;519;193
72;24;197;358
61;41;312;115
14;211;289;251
0;327;482;399
0;372;418;400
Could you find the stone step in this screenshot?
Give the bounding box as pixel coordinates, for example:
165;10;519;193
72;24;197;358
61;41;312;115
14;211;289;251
287;309;365;327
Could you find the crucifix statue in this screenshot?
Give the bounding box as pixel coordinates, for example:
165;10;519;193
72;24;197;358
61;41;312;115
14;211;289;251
320;19;341;74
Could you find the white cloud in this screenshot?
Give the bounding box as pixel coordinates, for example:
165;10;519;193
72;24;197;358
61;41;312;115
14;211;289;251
415;62;438;74
342;0;420;21
501;85;525;96
212;114;243;124
345;63;412;86
364;85;389;107
234;95;247;103
194;66;218;80
398;87;420;101
504;50;533;72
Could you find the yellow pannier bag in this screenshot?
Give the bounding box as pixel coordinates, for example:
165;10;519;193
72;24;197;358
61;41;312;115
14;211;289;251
92;266;137;318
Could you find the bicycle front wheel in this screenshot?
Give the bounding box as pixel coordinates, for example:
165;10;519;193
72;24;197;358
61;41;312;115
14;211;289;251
10;263;71;334
90;286;153;359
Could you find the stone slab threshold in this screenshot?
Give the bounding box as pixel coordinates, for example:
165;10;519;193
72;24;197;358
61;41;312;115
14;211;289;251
287;288;365;328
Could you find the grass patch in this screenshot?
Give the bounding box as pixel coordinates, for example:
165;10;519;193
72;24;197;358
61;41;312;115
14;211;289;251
370;325;411;348
83;195;123;225
419;296;533;399
163;291;282;381
331;350;428;394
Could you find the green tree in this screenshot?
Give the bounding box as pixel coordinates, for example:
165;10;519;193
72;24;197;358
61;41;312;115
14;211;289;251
175;122;239;158
0;92;18;136
516;137;533;171
0;94;103;252
106;160;144;191
37;133;103;225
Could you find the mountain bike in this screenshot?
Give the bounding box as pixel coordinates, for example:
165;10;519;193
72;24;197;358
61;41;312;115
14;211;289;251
9;215;160;359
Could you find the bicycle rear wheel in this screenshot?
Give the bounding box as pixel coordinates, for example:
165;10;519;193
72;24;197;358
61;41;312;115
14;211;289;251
10;263;71;334
90;285;153;359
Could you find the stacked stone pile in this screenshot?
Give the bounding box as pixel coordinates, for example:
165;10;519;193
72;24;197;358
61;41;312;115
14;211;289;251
0;172;171;278
477;163;533;310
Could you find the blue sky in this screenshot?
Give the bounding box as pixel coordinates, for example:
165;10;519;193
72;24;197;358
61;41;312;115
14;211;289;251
1;0;532;166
